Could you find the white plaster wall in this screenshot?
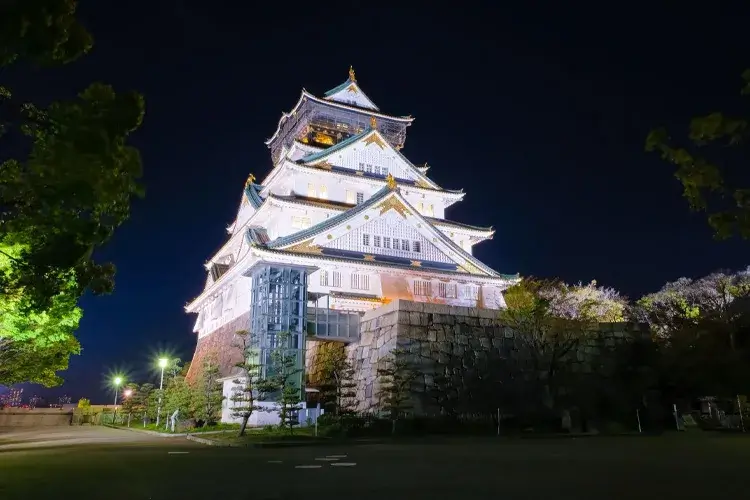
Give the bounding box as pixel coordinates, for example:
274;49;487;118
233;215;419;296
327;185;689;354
307;267;383;298
220;378;321;427
197;275;252;339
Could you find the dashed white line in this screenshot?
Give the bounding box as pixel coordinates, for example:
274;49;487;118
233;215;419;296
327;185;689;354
267;460;283;463
315;457;339;461
168;451;190;454
327;454;347;458
330;462;357;467
295;465;323;469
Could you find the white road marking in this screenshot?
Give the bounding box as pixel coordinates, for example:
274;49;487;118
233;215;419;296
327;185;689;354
331;462;357;467
327;454;347;458
295;465;323;469
315;457;339;461
267;460;283;463
168;451;190;454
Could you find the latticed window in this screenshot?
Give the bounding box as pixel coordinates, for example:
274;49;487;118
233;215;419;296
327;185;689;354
362;234;370;246
373;235;381;247
356;192;364;204
393;238;400;250
351;273;370;290
462;285;479;300
413;280;431;296
346;190;356;204
402;240;410;251
438;282;457;299
413;241;421;253
383;237;391;249
307;183;316;197
332;271;341;288
425;204;435;216
358;162;365;171
319;270;329;286
319;185;328;199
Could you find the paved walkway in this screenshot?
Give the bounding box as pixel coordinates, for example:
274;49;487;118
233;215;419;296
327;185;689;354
0;425;181;451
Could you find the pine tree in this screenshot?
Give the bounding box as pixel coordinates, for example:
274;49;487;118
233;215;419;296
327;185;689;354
193;356;224;427
268;332;304;435
376;348;418;434
230;330;273;437
162;375;192;431
320;346;357;416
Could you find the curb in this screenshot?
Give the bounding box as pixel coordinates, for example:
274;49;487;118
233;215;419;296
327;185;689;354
102;424;234;438
185;435;390;448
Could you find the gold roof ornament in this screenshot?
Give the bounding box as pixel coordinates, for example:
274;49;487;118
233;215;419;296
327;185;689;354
349;65;356;82
245;173;256;187
386;173;397;190
370;115;377;129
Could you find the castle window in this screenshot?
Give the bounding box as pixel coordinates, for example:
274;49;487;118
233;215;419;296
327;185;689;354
438;282;457;299
462;285;479;300
413;280;431;296
393;238;400;250
413;241;421;253
373;235;381;247
320;270;329;286
356;192;364;204
307;183;316;197
291;216;311;229
346;190;356;204
314;132;334;146
332;271;342;288
425;204;435;216
362;234;370;246
319;185;328;199
351;273;370;291
401;240;410;251
383;237;391;249
358;162;364;171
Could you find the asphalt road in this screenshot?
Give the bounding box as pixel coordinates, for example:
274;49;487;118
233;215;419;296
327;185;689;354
0;427;748;499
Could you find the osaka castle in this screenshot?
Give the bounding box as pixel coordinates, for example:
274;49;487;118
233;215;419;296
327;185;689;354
184;68;518;421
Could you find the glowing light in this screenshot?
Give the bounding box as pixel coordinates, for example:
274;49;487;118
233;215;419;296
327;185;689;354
113;377;123;386
123;389;133;398
158;358;169;369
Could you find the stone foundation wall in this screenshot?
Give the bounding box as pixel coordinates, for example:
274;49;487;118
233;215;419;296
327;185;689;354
186;312;249;384
305;339;345;387
346;299;649;414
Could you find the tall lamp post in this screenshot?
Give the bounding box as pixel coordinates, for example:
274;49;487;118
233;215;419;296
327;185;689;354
156;358;168;426
112;376;123;424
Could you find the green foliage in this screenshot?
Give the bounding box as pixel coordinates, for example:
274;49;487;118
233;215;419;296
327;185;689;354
230;330;272;437
318;345;357;416
376;348;418;434
266;332;304;434
0;0;145;386
163;374;193;423
77;397;90;408
192;356;224;427
645;71;750;239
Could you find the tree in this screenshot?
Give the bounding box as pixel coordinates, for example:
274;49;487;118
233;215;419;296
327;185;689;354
162;375;193;430
0;0;145;385
230;330;273;437
500;279;604;409
645;70;750;239
318;345;357;416
376;347;418;434
267;332;304;434
634;267;750;398
192;356;224;427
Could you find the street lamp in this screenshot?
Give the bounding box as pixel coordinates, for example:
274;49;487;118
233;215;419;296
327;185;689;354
156;357;168;427
112;376;123;424
123;389;133;427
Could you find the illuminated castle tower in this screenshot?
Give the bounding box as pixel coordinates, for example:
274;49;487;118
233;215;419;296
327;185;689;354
185;68;518;421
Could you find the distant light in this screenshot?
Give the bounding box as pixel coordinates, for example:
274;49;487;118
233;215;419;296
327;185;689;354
158;358;169;368
114;377;123;385
123;389;133;398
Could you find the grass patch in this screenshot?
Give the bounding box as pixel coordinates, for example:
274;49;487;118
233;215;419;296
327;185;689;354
112;422;240;434
209;426;326;444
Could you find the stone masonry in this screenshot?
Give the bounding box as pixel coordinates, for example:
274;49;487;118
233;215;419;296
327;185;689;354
345;299;649;415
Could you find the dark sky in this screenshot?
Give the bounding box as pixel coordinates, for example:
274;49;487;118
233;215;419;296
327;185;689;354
6;1;749;401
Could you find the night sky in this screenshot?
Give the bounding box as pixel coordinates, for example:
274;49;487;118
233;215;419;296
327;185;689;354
5;2;749;401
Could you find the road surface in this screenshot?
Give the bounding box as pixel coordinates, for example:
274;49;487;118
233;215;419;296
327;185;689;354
0;427;748;499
